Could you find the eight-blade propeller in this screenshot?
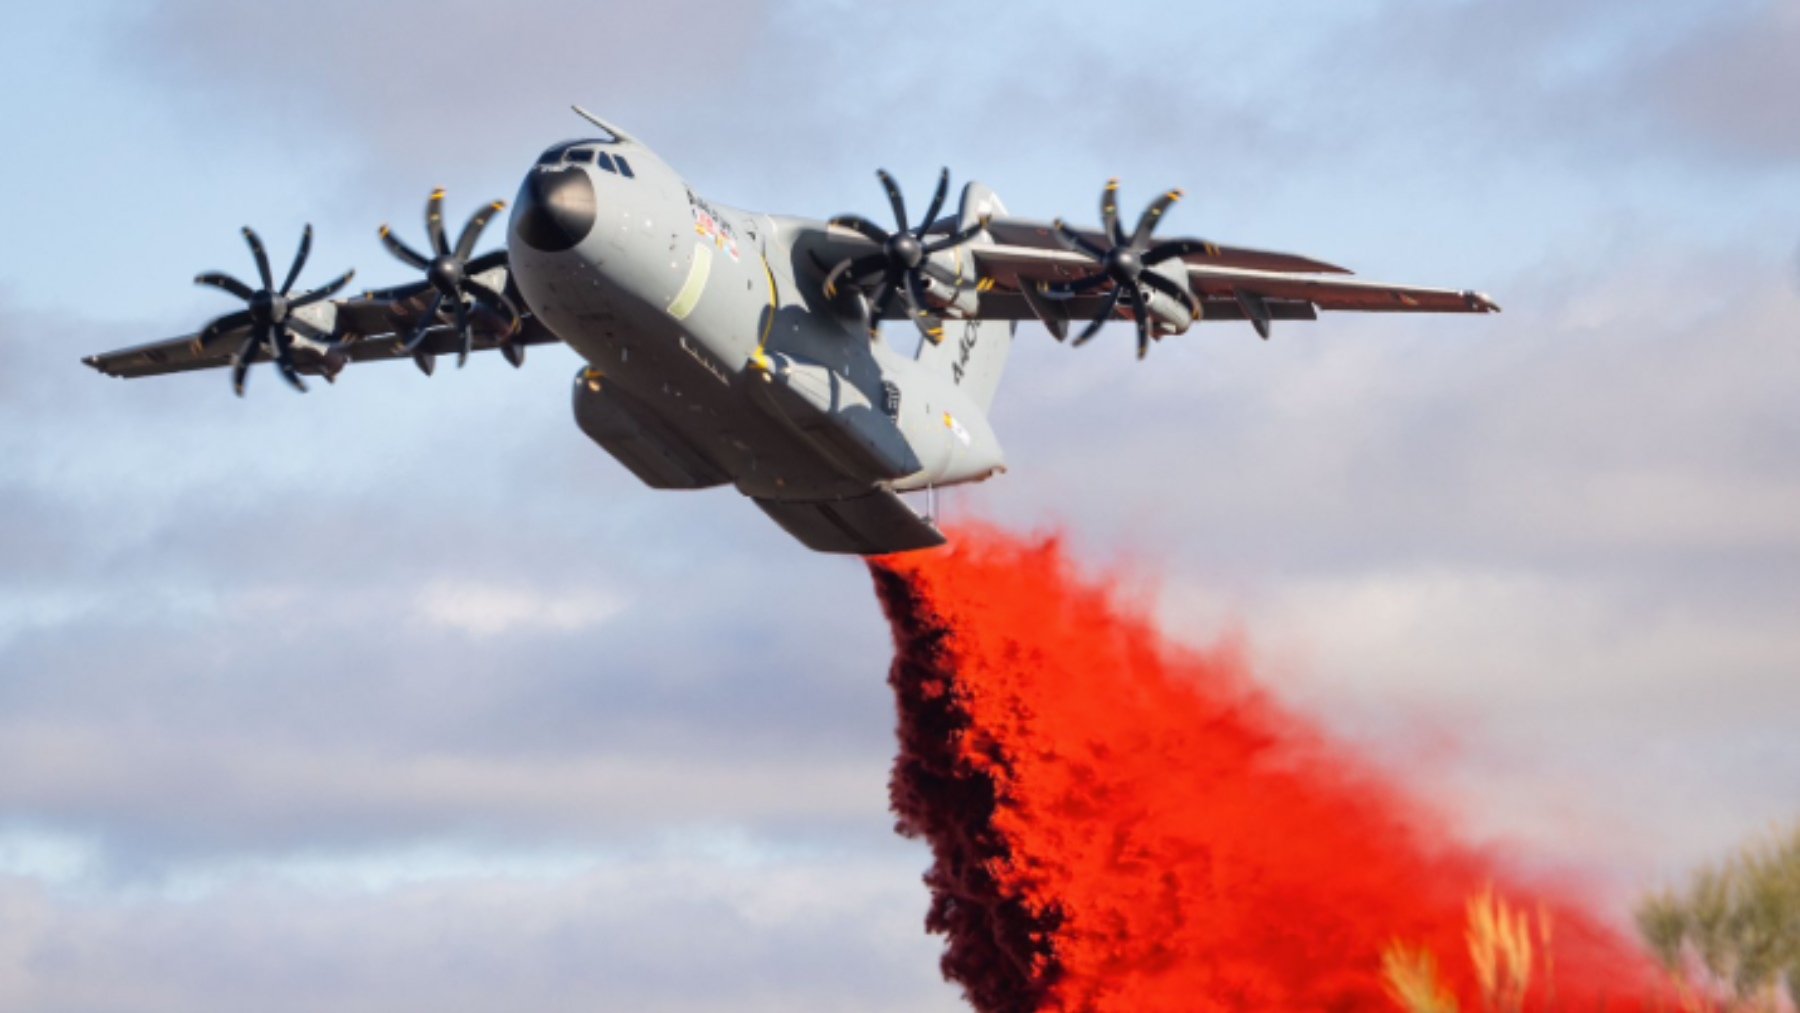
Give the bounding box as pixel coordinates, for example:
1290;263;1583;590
379;189;523;369
1045;179;1214;359
823;168;989;344
193;225;354;396
184;172;1221;394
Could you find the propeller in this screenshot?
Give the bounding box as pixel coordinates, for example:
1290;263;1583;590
822;168;989;344
193;225;354;396
378;189;523;369
1044;179;1214;359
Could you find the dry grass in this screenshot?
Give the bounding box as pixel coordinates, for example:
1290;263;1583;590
1468;885;1536;1012
1385;885;1561;1013
1384;941;1462;1013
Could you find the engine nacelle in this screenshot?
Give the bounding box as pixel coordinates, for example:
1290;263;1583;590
1137;261;1198;336
916;262;983;319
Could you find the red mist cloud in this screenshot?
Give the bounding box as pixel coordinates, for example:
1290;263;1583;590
872;528;1659;1012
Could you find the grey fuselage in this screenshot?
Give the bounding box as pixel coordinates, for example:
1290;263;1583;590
506;133;1009;505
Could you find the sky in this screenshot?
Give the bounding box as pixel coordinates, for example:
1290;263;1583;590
1;0;1797;1009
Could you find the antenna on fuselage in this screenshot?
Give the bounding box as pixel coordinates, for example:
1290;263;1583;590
571;105;633;143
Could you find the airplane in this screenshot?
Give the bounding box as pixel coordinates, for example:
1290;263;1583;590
84;108;1499;556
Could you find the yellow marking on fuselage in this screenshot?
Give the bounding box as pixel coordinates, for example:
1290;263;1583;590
755;254;779;358
666;243;713;320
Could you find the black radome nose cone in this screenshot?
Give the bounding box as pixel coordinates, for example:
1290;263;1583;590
515;166;597;252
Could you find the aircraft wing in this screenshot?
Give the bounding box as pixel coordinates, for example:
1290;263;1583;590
84;313;563;380
83;254;558;384
982;217;1353;276
963;224;1499;324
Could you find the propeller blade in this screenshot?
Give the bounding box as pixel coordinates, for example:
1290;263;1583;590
242;227;274;290
195;271;255;301
403;292;444;353
822;252;889;298
903;272;945;345
1072;288;1122;347
1144;237;1223;265
501;341;525;368
1052;219;1109;261
916;168;950;237
454;200;505;261
279;224;313;295
290;268;355;308
465;278;521;336
1101;178;1124;246
829;215;890;246
1139;269;1200;316
875;169;908;233
425;188;449;256
921;260;962;288
194;309;254;352
869;280;897;323
379;225;431;270
921;215;990;255
272;329;309;392
454;298;473;367
821;257;854;300
413;351;436;377
1134;307;1153;360
231;326;266;396
1130;189;1183;248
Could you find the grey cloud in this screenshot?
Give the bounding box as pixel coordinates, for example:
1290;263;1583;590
2;291;902;875
965;243;1800;890
0;858;957;1013
10;3;1799;1004
978;244;1800;581
1629;0;1800;166
114;0;778;170
1297;0;1800;176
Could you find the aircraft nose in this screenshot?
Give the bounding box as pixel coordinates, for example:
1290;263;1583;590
513;165;597;252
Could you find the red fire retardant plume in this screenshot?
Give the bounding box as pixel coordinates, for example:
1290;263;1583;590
872;529;1658;1012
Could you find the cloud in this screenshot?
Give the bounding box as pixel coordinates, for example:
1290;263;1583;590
961;238;1800;896
112;0;779;172
7;1;1799;1005
0;851;958;1013
410;579;626;638
1627;0;1800;167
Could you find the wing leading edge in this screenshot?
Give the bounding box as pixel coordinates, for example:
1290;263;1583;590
962;225;1498;322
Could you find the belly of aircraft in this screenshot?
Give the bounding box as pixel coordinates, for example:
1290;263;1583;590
563;307;874;501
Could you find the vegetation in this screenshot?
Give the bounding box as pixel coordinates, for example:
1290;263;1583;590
1383;942;1461;1013
1636;824;1800;1012
1383;886;1553;1013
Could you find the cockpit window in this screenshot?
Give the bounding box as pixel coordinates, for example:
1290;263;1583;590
595;151;617;173
537;140;616;165
615;156;635;178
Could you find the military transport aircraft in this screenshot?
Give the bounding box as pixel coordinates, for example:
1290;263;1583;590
85;108;1498;555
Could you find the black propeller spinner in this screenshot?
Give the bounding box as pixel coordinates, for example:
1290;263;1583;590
378;189;523;369
193;225;355;396
822;168;989;344
1045;179;1216;360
